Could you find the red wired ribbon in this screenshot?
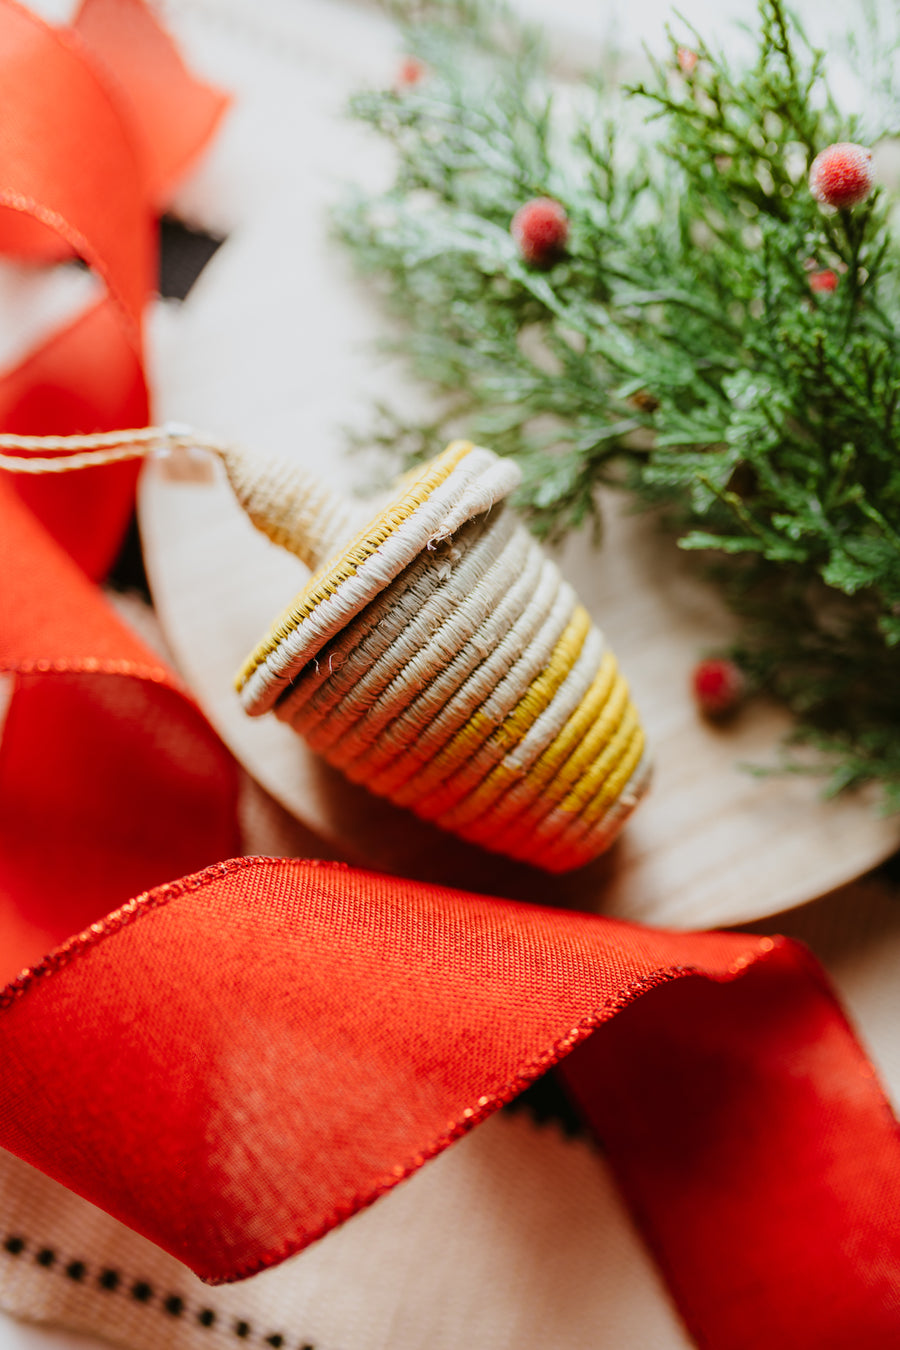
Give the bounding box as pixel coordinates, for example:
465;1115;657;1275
0;0;227;577
1;5;899;1349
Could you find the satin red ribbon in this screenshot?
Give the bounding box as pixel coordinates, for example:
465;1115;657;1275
1;4;900;1348
0;0;227;578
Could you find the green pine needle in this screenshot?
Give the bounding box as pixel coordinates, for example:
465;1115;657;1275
337;0;900;808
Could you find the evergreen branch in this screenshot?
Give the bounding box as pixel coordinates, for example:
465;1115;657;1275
338;0;900;808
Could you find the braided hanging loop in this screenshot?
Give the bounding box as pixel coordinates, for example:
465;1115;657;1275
0;426;355;573
238;441;649;873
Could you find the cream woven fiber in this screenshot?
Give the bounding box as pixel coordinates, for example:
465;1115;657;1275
237;441;649;872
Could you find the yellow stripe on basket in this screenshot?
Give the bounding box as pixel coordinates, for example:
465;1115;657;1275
531;670;631;815
236;440;474;691
454;650;619;845
422;602;589;788
437;613;601;824
557;704;643;819
573;730;648;839
485;604;590;754
532;737;647;871
581;723;646;828
513;649;618;797
494;694;638;865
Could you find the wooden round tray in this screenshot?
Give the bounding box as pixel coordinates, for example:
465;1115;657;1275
138;0;899;929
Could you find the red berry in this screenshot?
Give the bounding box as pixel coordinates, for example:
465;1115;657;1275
692;658;745;718
395;56;426;90
809;268;838;294
511;198;569;267
808;143;874;209
676;47;698;75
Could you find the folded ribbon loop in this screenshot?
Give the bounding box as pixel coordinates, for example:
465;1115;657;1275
0;0;228;577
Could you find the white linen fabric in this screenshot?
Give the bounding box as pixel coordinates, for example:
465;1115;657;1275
0;1107;691;1350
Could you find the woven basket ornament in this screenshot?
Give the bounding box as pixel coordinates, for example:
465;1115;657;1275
235;438;650;872
1;430;650;872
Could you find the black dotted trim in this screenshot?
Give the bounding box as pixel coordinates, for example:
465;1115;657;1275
1;1233;321;1347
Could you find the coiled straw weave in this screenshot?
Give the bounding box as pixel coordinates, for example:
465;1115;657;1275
237;440;649;872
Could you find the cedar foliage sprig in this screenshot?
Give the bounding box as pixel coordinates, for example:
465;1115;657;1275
337;0;900;807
